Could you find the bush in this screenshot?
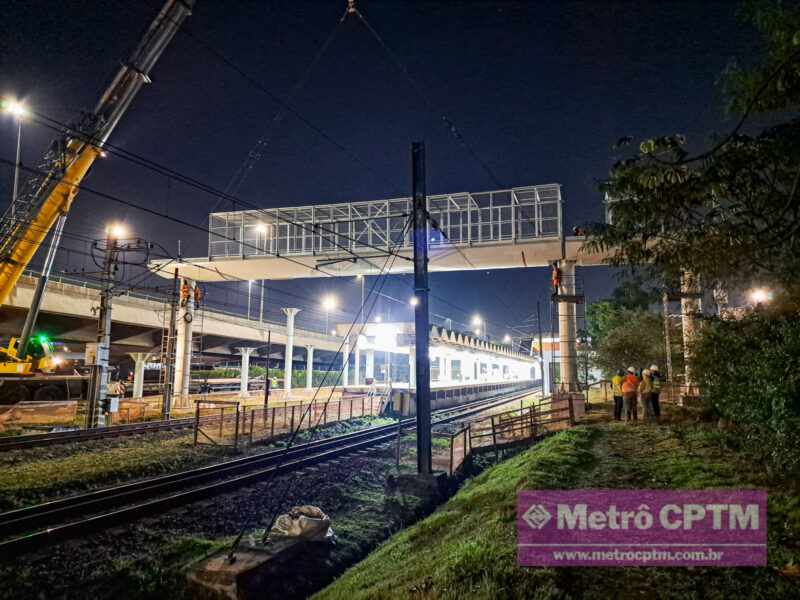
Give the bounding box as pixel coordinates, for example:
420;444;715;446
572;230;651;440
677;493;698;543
692;307;800;478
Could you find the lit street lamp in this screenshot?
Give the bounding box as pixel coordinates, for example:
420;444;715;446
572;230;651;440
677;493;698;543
409;296;419;307
322;294;337;333
2;99;28;224
471;315;484;338
748;288;772;305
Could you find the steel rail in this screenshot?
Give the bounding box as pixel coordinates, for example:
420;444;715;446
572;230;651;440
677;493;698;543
0;386;540;556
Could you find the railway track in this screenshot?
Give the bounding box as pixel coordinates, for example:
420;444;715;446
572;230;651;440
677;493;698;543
0;386;539;557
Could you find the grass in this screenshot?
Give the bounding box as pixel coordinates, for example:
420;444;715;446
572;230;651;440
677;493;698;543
315;406;800;599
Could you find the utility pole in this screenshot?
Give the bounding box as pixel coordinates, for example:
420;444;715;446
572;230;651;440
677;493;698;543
411;141;432;476
86;230;118;428
536;300;545;394
162;269;179;419
259;280;265;324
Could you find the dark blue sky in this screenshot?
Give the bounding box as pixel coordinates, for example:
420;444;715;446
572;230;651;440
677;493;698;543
1;0;756;338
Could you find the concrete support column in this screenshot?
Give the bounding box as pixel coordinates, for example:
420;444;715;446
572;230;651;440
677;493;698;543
365;349;375;381
238;347;255;398
409;345;416;388
680;271;702;395
282;308;300;397
306;346;314;389
129;353;152;399
354;347;360;386
342;336;350;386
558;260;579;392
173;278;195;400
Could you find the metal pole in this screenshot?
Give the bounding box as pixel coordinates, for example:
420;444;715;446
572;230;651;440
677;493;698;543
361;276;365;326
19;214;67;354
86;233;116;428
247;280;252;320
162;269;178;419
536;300;545;394
412;141;432;476
259;280;265;324
11;119;21;223
264;330;272;410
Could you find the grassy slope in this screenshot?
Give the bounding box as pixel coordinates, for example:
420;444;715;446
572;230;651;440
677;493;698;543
316;411;800;600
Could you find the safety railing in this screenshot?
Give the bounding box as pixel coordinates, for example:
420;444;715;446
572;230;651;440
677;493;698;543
208;184;563;259
192;393;383;450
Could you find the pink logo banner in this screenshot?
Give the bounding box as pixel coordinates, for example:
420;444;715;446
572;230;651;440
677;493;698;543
517;490;767;567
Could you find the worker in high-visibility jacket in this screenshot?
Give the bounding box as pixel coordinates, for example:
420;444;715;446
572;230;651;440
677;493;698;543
622;366;639;421
650;364;663;421
611;369;624;421
639;368;655;421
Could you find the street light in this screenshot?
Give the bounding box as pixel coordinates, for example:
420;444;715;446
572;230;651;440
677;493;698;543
748;288;772;305
409;296;419;307
472;315;484;338
503;334;511;344
322;294;337;333
3;99;28;224
106;223;127;238
374;315;382;323
356;274;365;325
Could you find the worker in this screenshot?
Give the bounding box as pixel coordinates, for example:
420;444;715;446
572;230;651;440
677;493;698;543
193;285;202;309
611;369;624;421
180;282;191;307
639;368;654;421
622;366;638;421
551;263;562;294
650;364;662;421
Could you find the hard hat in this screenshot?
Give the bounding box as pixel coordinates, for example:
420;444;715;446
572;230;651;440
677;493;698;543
642;369;651;376
650;364;659;372
627;366;636;373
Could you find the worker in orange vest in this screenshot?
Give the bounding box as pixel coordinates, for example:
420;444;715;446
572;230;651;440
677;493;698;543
551;264;562;294
621;366;639;421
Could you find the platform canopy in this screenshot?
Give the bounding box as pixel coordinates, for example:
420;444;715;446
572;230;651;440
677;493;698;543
151;184;608;282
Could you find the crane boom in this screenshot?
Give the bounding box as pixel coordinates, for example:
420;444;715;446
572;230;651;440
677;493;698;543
0;0;194;310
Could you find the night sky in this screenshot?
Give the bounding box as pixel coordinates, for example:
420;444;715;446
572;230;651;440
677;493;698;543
0;0;755;339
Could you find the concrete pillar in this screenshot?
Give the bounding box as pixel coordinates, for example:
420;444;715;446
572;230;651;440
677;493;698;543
342;336;350;386
365;349;375;381
558;260;579;392
238;347;255;398
680;271;702;394
129;353;152;399
306;345;314;389
282;308;300;396
409;345;416;388
354;347;360;386
173;278;195;400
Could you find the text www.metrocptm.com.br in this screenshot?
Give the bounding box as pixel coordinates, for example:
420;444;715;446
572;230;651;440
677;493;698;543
549;548;725;562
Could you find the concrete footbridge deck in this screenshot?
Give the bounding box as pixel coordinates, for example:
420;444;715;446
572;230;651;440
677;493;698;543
150;184;607;282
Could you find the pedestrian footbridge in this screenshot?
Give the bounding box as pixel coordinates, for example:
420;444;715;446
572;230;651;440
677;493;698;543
152;183;606;282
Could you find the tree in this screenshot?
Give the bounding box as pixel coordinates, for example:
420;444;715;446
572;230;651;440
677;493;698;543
590;309;668;377
584;1;800;292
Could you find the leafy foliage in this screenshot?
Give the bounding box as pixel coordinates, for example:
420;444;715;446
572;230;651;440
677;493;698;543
590;308;670;376
585;1;800;290
692;303;800;477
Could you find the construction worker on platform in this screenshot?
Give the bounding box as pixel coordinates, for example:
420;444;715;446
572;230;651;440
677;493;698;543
193;285;202;309
622;366;638;421
180;282;191;307
551;263;562;300
650;364;662;421
639;368;655;421
611;369;624;421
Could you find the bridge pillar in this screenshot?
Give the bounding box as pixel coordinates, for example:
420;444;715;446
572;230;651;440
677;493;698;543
173;278;195;403
680;271;702;398
129;352;153;399
342;336;350;387
305;345;314;389
282;308;300;397
558;260;579;392
238;347;255;398
365;349;375;381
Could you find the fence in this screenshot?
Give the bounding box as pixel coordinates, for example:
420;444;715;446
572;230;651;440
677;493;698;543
193;392;383;450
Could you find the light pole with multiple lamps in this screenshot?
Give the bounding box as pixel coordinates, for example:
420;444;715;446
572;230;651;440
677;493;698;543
2;98;28;223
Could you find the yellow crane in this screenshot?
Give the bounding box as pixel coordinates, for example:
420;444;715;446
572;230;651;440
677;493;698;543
0;0;194;376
